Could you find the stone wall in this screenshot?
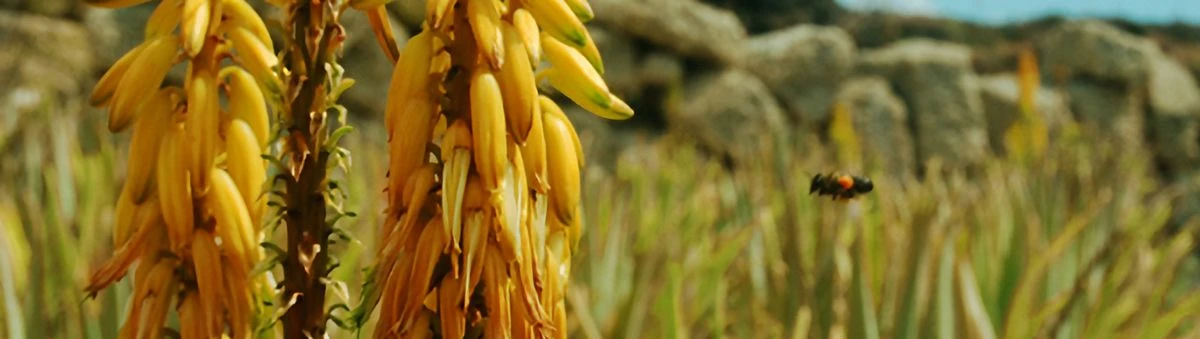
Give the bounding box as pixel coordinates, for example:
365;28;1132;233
27;0;1200;223
0;1;110;151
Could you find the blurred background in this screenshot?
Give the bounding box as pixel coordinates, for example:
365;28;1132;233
4;0;1200;338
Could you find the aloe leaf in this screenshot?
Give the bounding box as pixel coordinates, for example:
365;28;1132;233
849;237;880;339
955;257;997;339
932;238;956;339
1142;291;1200;339
1003;192;1105;339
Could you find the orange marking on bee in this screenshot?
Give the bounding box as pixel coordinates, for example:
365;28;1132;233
837;175;853;189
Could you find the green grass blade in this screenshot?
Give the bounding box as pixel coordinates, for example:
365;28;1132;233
896;230;933;339
1;239;26;339
955;257;997;339
1126;225;1196;337
994;209;1024;330
933;237;956;339
849;236;880;339
1142;291;1200;339
1003;191;1106;339
654;264;684;339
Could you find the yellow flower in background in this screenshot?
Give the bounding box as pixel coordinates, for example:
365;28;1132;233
1005;45;1049;162
827;101;863;170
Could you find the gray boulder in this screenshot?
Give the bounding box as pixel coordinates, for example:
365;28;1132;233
639;52;685;87
590;26;641;101
0;9;95;145
590;0;746;65
1064;80;1145;147
977;73;1072;155
834;77;915;176
1148;115;1199;175
27;0;75;17
81;7;122;68
1035;19;1158;85
340;8;411;120
1147;52;1200;117
744;24;856;126
1163;171;1200;228
857;38;990;168
667;69;787;165
1146;52;1200;175
390;0;425;29
87;3;156;68
0;10;94;97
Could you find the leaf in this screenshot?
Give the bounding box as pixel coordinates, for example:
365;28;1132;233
263;155;289;176
326;125;355;149
1126;226;1196;337
849;237;880;339
321;277;352;305
896;223;935;339
327;226;361;246
654;264;685;339
955;259;997;339
1003;191;1106;339
932;238;956;339
0;234;26;339
1142;291;1200;339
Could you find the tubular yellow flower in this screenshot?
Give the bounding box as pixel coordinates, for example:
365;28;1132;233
83;0;277;337
361;0;633;336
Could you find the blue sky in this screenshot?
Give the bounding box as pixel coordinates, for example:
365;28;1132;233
836;0;1200;25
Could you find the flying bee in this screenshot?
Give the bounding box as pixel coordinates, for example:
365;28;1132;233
809;173;874;201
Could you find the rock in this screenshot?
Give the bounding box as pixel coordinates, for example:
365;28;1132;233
640;52;685;87
88;3;157;68
589;26;640;101
857;38;990;168
1148;114;1199;175
390;0;424;30
340;7;376;49
701;0;843;32
0;10;95;144
977;73;1071;155
27;0;76;17
339;8;411;120
666;69;787;166
1166;171;1200;229
591;0;746;65
1147;52;1200;117
0;10;94;97
744;24;855;125
1035;19;1158;85
81;7;122;68
1064;80;1145;147
1146;52;1200;175
833;76;915;176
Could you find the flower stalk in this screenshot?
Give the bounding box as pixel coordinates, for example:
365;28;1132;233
272;0;356;337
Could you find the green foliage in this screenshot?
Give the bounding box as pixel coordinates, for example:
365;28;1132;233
568;129;1200;338
3;70;1199;339
0;96;132;339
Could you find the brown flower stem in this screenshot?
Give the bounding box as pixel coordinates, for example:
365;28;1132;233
278;1;344;337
